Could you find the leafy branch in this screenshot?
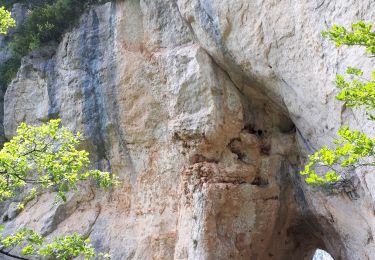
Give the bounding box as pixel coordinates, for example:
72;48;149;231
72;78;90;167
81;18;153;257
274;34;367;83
0;227;110;260
300;21;375;189
0;119;118;259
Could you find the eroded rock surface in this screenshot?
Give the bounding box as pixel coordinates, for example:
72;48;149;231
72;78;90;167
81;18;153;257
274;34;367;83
2;0;375;259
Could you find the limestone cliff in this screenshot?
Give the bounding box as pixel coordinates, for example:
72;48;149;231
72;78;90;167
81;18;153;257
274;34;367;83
1;0;375;259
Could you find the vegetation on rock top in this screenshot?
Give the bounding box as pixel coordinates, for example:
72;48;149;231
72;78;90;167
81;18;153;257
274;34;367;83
0;0;110;87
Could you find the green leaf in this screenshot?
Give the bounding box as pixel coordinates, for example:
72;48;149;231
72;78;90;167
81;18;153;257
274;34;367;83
0;6;15;34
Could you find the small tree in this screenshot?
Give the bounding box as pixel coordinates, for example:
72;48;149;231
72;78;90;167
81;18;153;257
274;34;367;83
300;21;375;189
0;119;117;259
0;5;15;34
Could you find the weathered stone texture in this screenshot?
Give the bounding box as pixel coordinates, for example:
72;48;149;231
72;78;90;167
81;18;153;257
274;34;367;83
2;0;375;259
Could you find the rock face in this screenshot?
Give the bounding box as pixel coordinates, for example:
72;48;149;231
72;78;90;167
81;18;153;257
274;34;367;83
2;0;375;259
0;3;28;145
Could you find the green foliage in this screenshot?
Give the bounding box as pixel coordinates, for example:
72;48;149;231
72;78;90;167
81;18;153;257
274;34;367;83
0;0;109;87
334;67;375;120
0;227;110;259
0;56;21;86
10;0;84;57
0;6;15;34
1;0;54;9
323;22;375;119
38;233;96;259
322;21;375;54
300;127;375;187
12;0;84;56
10;0;109;56
300;22;375;188
0;119;117;202
0;227;44;256
0;119;117;259
0;5;18;87
17;187;38;209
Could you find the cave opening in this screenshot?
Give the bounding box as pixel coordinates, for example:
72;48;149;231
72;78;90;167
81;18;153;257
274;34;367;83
312;249;334;260
237;86;345;260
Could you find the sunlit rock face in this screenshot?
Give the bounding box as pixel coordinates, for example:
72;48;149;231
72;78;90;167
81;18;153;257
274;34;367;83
313;249;334;260
2;0;375;259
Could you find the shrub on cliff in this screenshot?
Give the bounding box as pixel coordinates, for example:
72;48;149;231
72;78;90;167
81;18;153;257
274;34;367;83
0;0;54;9
11;0;89;57
300;21;375;190
0;0;110;87
0;57;20;87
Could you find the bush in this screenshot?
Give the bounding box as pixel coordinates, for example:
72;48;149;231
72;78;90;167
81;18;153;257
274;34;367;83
12;0;92;57
0;0;109;87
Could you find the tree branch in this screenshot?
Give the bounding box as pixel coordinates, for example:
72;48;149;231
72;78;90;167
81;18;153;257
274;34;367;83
0;249;29;260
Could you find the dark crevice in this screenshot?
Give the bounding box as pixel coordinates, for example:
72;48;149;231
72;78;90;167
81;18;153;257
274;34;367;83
228;138;246;161
251;175;269;187
190;154;219;164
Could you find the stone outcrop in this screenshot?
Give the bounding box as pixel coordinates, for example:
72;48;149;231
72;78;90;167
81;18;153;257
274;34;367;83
1;0;375;259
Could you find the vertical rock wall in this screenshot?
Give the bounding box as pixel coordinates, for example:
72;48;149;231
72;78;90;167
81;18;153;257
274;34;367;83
2;0;375;259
